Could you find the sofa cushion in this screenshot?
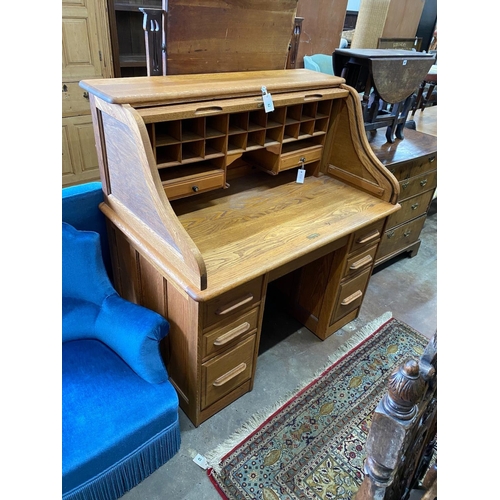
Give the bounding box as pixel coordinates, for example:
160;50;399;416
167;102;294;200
62;222;115;304
62;339;180;497
62;181;111;276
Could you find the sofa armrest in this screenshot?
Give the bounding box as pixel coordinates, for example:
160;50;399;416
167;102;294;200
94;294;170;384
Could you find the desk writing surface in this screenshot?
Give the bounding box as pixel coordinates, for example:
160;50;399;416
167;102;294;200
172;170;399;298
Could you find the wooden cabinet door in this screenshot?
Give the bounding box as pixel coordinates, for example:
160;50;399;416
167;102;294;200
62;115;101;186
62;0;112;186
62;0;112;82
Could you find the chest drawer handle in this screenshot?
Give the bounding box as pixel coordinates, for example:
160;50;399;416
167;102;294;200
356;230;380;245
411;202;419;210
428;155;436;163
341;290;363;306
212;362;247;387
215;293;254;315
213;322;251;346
403;229;412;237
401;180;409;190
386;230;395;239
420;179;428;187
350;255;373;271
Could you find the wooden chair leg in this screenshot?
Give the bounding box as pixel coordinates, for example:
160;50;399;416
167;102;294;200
421;83;436;112
411;81;426;116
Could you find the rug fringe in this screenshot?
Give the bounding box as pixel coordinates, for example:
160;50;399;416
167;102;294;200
327;311;393;365
205;312;392;474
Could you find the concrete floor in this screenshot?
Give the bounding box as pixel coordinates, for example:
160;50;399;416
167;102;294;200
121;205;437;499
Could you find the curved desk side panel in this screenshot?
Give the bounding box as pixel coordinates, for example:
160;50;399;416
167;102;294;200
92;96;207;290
323;84;400;204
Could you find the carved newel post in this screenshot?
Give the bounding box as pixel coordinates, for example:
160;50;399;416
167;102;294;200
355;359;426;500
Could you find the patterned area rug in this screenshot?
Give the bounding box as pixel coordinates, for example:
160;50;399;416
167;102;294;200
206;315;430;500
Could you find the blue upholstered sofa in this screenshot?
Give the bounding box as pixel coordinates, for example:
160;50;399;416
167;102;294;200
62;182;181;500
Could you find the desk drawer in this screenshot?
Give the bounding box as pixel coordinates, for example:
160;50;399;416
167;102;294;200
349;220;385;254
386;190;434;229
163;169;225;200
331;268;371;325
202;334;256;409
203;307;259;358
376;215;427;260
203;277;263;329
398;170;437;201
279;144;322;172
344;244;378;279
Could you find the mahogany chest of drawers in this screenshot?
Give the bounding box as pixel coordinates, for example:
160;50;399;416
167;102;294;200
368;128;437;266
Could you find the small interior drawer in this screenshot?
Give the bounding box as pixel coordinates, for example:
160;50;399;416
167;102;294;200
163;169;225;200
203;277;263;329
279;144;322;172
349;220;385;254
201;334;256;409
203;307;259;358
344;244;378;279
330;268;371;325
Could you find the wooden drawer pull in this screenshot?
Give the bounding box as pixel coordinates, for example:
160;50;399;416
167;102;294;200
304;93;323;100
356;230;380;245
215;293;254;315
341;290;363;306
213;322;251;346
350;254;373;270
213;363;247;387
195;106;223;115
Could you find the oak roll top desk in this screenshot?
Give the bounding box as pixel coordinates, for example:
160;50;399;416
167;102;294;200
80;69;401;426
